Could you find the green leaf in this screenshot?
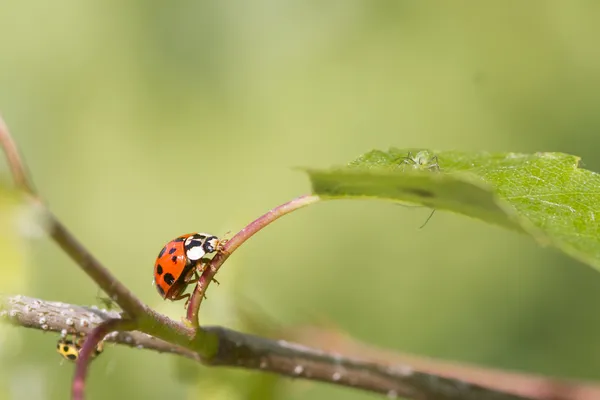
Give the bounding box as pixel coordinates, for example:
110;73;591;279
306;148;600;270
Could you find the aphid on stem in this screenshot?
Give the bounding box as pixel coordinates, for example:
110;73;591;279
96;289;119;311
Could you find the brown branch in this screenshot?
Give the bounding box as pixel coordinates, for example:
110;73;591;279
47;217;147;317
0;294;199;360
288;326;600;400
186;194;321;328
205;326;532;400
1;294;538;400
0;115;147;317
0;113;35;193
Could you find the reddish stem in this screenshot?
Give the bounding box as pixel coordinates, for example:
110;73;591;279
72;319;135;400
0;114;35;193
186;194;321;328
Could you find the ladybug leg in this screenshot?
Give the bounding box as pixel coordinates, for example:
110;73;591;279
171;293;191;307
179;293;209;309
198;260;221;286
184;295;191;308
71;333;83;347
187;269;200;285
193;262;220;285
179;266;219;310
174;290;208;308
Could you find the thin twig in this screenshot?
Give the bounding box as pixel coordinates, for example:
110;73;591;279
48;217;147;317
0;114;35;193
0;114;147;317
1;294;542;400
186;194;321;328
73;318;136;400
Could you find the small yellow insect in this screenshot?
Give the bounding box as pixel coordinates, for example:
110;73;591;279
56;335;104;363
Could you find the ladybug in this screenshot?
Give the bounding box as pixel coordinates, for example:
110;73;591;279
153;232;221;303
56;335;104;363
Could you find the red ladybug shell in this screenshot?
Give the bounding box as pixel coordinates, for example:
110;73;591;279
153;232;220;301
153;233;195;300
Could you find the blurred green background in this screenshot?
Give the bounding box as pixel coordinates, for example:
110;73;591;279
1;2;600;399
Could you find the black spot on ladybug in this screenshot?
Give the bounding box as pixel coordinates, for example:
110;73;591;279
67;354;77;361
158;246;166;258
63;346;70;352
174;236;186;242
156;265;163;275
168;247;176;254
156;284;165;297
164;273;175;285
171;255;178;263
56;343;60;349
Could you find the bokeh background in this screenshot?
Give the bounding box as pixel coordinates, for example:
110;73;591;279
1;2;600;399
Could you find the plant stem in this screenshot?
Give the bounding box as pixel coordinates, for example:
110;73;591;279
0;114;35;193
72;318;136;400
186;194;321;328
49;214;147;317
0;114;147;317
